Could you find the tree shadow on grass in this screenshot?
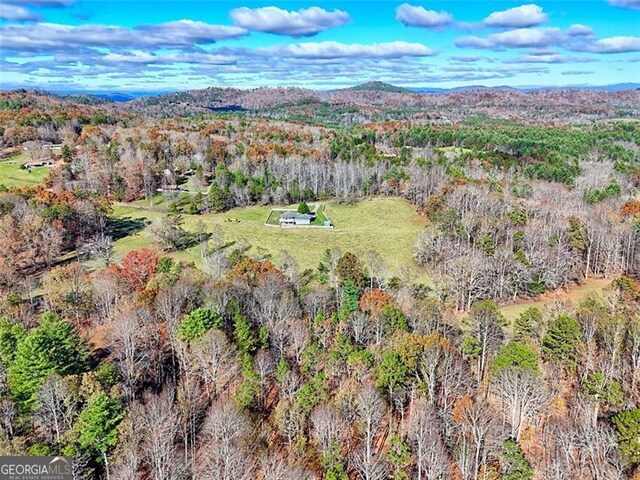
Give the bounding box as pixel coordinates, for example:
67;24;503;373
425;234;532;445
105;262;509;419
108;216;149;241
178;232;212;251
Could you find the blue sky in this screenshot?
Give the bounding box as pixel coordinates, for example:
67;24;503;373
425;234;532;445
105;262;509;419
0;0;638;91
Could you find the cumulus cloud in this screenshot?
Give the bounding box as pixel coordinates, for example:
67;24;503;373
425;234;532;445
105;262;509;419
261;41;436;59
449;55;483;63
574;36;640;53
567;24;594;37
230;6;349;37
457;23;639;55
0;4;40;21
505;53;597;63
484;4;548;28
608;0;640;9
103;51;238;65
456;24;601;51
457;27;565;49
0;21;247;52
136;20;247;43
395;3;454;29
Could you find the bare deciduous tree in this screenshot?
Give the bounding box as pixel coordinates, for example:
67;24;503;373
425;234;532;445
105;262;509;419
492;368;550;441
407;398;449;480
199;401;255;480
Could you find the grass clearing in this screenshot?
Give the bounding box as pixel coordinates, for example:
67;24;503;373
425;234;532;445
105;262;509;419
436;146;474;156
0;152;50;188
311;204;330;226
499;277;613;321
111;197;427;277
265;209;282;226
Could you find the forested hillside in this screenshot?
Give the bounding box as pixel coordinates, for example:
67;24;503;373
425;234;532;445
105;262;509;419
0;88;639;479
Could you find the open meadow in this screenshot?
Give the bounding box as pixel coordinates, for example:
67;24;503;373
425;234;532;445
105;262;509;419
111;197;429;277
0;152;50;188
110;195;612;306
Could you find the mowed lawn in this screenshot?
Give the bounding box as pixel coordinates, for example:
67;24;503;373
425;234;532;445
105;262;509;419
111;197;428;276
0;152;50;188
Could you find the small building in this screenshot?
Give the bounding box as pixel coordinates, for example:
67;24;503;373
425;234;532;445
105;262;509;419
156;184;184;192
279;211;315;226
24;158;54;168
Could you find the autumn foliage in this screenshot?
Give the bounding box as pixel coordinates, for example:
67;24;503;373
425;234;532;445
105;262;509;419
621;200;640;216
359;289;392;316
229;257;282;285
109;248;159;292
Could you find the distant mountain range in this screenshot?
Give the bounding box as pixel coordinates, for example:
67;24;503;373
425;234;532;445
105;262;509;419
14;82;638;103
407;83;640;94
4;84;638;124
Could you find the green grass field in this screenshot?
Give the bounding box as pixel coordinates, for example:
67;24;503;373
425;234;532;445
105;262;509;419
312;204;329;226
111;197;427;276
436;146;474;156
0;152;50;188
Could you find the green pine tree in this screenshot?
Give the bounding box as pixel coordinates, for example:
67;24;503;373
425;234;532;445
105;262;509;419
177;308;223;342
8;313;87;410
612;408;640;466
0;317;25;366
74;391;123;465
388;433;412;480
542;315;582;367
297;201;311;214
513;307;543;343
233;310;257;355
492;341;539;375
501;438;533;480
208;182;226;212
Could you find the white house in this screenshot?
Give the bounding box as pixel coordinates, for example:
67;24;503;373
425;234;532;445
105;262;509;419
279;211;316;226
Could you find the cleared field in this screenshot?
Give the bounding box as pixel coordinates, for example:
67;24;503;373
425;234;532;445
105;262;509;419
436;146;474;156
111;197;427;276
0;152;50;188
499;277;613;321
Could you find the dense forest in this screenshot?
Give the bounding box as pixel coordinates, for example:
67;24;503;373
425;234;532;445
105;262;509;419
0;88;639;479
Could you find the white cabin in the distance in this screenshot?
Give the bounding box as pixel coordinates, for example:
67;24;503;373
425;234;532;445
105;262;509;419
279;211;316;226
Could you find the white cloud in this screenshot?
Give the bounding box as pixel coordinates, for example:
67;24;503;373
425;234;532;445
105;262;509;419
506;53;597;63
395;3;454;28
0;21;248;52
567;24;594;37
457;23;639;55
484;4;548;28
456;24;600;51
608;0;640;9
457;27;564;49
103;51;237;65
261;41;436;59
0;4;40;21
561;70;594;75
576;36;640;53
230;6;349;37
